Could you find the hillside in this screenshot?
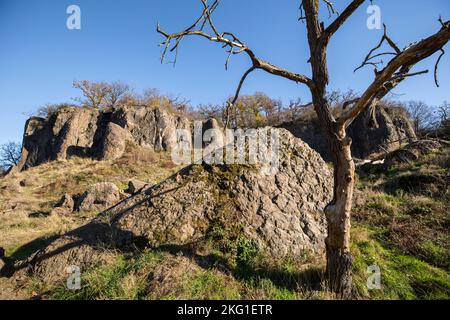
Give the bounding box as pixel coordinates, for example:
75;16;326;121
1;132;448;300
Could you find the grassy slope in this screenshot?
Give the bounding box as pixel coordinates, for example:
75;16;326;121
0;147;180;259
1;143;449;300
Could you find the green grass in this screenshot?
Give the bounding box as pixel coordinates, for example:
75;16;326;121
352;225;450;300
50;250;165;300
3;142;449;300
161;271;242;300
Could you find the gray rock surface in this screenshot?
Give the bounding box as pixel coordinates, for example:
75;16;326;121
12;105;193;172
14;128;333;284
76;182;122;212
50;194;75;216
98;123;133;161
126;179;149;194
111;106;192;152
55;194;75;211
280;105;416;161
383;139;442;167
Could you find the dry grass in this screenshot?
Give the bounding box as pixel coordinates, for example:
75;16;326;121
0;151;181;257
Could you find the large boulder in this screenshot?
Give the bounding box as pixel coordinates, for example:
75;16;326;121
126;179;151;194
98;123;133;161
76;182;122;212
13;128;333;284
50;194;75;216
347;106;416;159
280;105;417;161
55;194;75;211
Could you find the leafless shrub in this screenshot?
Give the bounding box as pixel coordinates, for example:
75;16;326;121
104;81;131;108
36;103;77;118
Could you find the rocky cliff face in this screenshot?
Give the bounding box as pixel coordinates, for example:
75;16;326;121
280;105;417;162
12;106;192;173
13;128;333;284
13;103;415;173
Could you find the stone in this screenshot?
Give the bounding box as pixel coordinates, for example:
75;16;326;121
384;139;442;167
52;108;100;161
111;105;192;152
19;178;37;187
14;128;333;284
55;194;75;212
98;123;133;161
280;104;417;161
14;105;193;172
50;207;71;217
126;179;149;194
76;182;122;212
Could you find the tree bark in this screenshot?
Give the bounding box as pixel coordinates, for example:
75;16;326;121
313;90;355;299
324;132;355;299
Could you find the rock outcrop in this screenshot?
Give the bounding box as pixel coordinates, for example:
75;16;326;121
12;105;192;172
126;179;150;194
13;128;333;284
383;139;442;167
76;182;122;212
98;123;133;161
50;194;75;216
280;105;417;162
11;102;416;173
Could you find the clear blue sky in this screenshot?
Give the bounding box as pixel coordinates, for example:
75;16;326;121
1;0;449;145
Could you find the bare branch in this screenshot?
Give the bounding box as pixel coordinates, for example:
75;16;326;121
157;0;313;88
389;69;429;82
434;48;446;87
339;20;450;128
320;0;365;45
354;24;401;73
322;0;338;18
224;66;257;128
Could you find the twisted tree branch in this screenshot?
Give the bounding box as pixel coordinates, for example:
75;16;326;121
339;20;450;128
157;0;313;88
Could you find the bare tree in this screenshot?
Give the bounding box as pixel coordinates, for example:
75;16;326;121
36;103;78;118
157;0;450;297
104;81;131;108
0;142;22;171
197;103;224;121
404;100;435;136
73;80;110;108
436;101;450;137
437;101;449;122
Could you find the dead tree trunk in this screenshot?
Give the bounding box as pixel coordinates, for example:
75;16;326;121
303;0;355;297
311;85;355;298
325;135;355;298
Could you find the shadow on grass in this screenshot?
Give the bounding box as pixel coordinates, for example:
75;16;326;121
8;235;60;263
